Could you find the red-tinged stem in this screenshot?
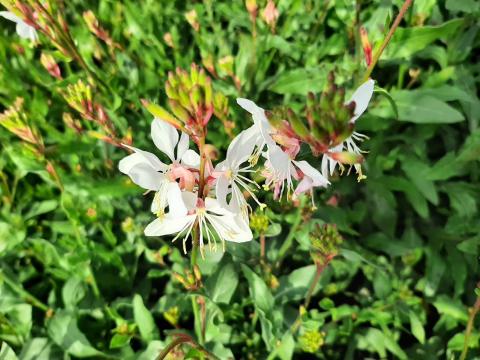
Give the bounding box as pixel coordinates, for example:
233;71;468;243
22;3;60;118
155;333;220;360
361;0;413;82
460;287;480;360
260;233;266;260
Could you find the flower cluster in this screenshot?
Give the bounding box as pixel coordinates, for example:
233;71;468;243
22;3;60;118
119;69;374;255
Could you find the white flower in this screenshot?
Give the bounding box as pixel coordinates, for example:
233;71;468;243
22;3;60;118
144;186;252;254
236;98;276;160
119;118;200;216
213;127;264;216
322;79;375;179
264;145;329;200
0;11;38;42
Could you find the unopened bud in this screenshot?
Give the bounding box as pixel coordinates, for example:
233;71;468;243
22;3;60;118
163;32;174;48
141;99;183;128
360;27;372;67
40;53;62;79
168;99;191;123
218;55;234;76
185;9;200;32
329;151;363;165
262;0;279;32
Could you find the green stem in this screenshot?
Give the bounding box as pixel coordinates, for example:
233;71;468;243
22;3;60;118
460;289;480;360
0;270;49;312
276;197;306;268
361;0;413;83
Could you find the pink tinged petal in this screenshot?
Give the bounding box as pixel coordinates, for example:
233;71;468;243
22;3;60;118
151;118;178;161
121;144;168;171
181;149;200;168
144;214;195;237
170;165;196;191
0;11;21;23
295;177;314;195
348;79;375;122
293;160;329;187
214;175;230;210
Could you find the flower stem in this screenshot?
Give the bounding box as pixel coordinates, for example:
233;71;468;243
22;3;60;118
260;232;266;260
0;270;50;312
304;262;326;309
361;0;413;83
460;285;480;360
155;333;221;360
275;197;306;268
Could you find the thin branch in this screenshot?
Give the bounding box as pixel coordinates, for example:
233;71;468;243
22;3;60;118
361;0;413;82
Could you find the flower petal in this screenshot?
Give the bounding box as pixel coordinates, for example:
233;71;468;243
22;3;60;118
16;22;36;40
151;118;178;162
120;159;165;190
167;182;188;217
226;126;258;169
206;196;231;215
144;214;195;237
0;11;21;23
293;160;329;187
121;145;168;171
176;131;190;160
181;149;200;168
348;79;375;122
214;175;230;211
236;98;263;115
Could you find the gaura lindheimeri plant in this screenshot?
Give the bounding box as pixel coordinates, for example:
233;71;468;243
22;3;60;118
118;65;375;256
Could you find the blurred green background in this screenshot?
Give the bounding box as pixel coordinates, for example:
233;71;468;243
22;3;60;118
1;0;479;359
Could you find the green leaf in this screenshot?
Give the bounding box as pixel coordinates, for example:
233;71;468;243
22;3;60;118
0;342;18;360
433;295;469;323
205;261;239;304
24;200;58;220
109;334;132;349
18;338;58;360
384;19;464;59
47;310;103;358
409;311;426;344
392;90;464;124
268;66;332;95
133;294;158;342
241;265;274;314
62;277;86;309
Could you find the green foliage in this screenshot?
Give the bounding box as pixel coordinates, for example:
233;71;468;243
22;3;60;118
1;0;479;359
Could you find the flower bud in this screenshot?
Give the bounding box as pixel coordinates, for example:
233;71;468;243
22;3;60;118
40;52;62;79
168;99;191;123
262;0;279;32
163;32;174;48
185;9;200;32
218;55;234;76
360;27;372;66
309;223;343;266
329;151;363;165
141;99;183;128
